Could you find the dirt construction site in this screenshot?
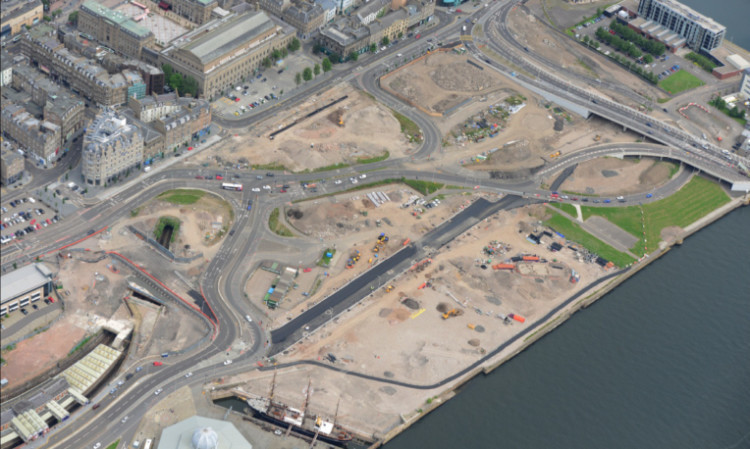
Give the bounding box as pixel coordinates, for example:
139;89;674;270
549;157;678;196
192;85;416;172
383;50;642;173
230;202;611;438
245;185;476;327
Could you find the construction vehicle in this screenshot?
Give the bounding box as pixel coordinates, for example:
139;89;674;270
442;309;459;319
385;285;394;293
593;135;601;142
549;151;561;158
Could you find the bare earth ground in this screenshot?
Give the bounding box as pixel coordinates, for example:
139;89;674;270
0;258;127;387
554;157;675;195
246;186;475;327
191;85;414;172
232;203;609;437
383;51;642;172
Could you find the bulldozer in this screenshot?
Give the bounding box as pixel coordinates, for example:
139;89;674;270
442;309;460;319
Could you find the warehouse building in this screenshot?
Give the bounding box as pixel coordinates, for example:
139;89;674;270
0;263;54;316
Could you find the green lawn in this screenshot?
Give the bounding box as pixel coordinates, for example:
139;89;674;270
403;179;444;195
391;110;422;142
658;70;705;95
544;212;636;268
580;176;729;256
549;202;578;216
105;440;120;449
158;189;205;205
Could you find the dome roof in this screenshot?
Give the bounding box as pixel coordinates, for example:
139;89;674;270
191;427;219;449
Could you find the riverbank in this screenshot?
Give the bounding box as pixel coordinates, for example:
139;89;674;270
375;194;748;447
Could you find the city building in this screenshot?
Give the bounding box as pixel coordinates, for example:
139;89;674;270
258;0;291;18
283;1;325;38
636;0;725;53
0;146;24;185
1;100;61;166
78;0;155;59
1;49;12;86
168;0;219;25
11;64;86;147
82;110;143;186
336;0;355;15
21;25;149;106
0;263;54;316
314;0;337;24
156;416;253;449
159;11;295;99
741;68;750;100
317;0;433;57
0;0;42;39
127;93;211;153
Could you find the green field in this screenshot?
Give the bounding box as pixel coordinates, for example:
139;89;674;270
550;202;578;216
158;189;205;205
391;110;423;142
658;70;705;95
580;176;729;256
544;212;636;267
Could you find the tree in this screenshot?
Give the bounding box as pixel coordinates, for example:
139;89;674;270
162;64;174;78
314;63;320;76
582;35;589;44
312;43;324;54
397;32;403;39
168;73;183;93
348;51;359;62
322;57;332;72
262;57;272;68
295;72;302;85
381;36;390;46
271;49;282;61
370;43;377;52
52;8;62;17
302;67;313;81
281;47;288;58
288;38;301;52
644;54;654;64
329;53;341;64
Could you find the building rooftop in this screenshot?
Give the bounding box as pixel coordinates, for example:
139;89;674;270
285;1;325;24
0;0;41;21
644;0;724;33
178;11;276;64
84;110;140;155
0;263;53;304
156;415;252;449
81;1;152;38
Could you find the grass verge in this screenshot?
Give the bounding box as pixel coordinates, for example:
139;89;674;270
580;176;729;256
544;211;635;267
319;248;336;266
269;208;294;237
154;216;180;242
357;151;390;164
658;70;704;95
105;440;120;449
549;202;578;216
252;162;287;171
391;110;423;143
403;179;443;195
69;334;93;356
158;189;205;205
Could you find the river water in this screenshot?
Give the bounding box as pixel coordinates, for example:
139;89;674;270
385;3;750;447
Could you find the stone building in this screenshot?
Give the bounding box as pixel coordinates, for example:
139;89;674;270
78;1;155;59
159;11;294;99
21;25;149;106
283;1;325;38
0;0;42;38
1;100;61;166
82;110;143;186
169;0;219;25
0;147;24;186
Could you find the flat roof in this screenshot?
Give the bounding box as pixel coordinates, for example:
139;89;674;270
645;0;724;33
81;1;152;38
181;11;275;64
1;263;53;304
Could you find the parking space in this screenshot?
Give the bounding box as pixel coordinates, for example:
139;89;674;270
211;52;322;118
0;196;61;245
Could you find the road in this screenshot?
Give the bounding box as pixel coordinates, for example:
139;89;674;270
8;2;749;447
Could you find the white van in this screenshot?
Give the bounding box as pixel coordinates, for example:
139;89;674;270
28;198;35;203
245;315;252;323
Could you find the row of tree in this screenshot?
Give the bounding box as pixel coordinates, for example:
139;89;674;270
294;58;333;85
608;21;666;56
709;97;747;119
607;52;659;84
595;27;644;59
686;52;716;72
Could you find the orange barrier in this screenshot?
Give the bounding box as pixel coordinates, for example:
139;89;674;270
492;263;515;270
417;282;427;289
403;238;411;246
510;313;526;323
522;256;540;262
